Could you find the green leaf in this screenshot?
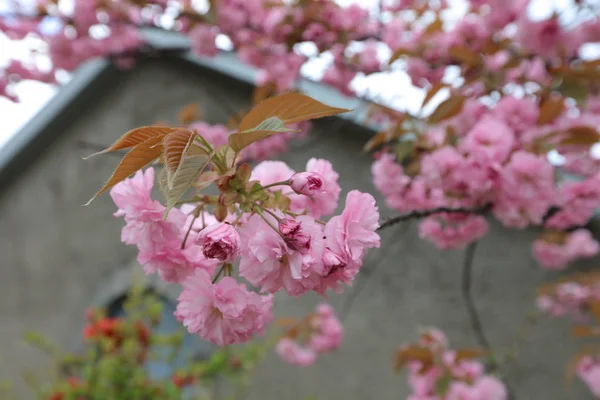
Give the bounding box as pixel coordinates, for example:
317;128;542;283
162;153;212;213
248;116;295;132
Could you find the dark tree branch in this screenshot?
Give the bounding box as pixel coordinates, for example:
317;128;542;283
377;204;491;232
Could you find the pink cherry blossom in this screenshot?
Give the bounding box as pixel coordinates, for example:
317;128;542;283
238;213;325;296
315;191;380;294
371;152;411;211
308;303;344;352
578;356;600;398
189;122;230;148
289;172;324;196
175;269;273;346
297;158;341;218
493;152;555;229
419;213;489;250
545;176;600;230
533;229;600;270
250;161;295;187
195;222;241;262
461;116;515;163
518;16;579;59
493;96;539;137
279;218;312;254
137;240;218;283
110;168;187;253
276;303;343;366
324;190;380;263
276;338;317;366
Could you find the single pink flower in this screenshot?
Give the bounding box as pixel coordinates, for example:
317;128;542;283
288;159;341;218
195;223;240;262
371;152;410;211
578;356;600;397
276;338;317;366
238;214;325;296
419;213;488;250
110;168;187;253
175;269;273;346
315;191;380;294
308;303;344;353
461;116;515;163
493;152;555;228
290;172;324;196
137;240;218;283
279;218;312;254
533;229;599;270
250;160;296;187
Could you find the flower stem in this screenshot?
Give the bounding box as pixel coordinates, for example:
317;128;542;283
212;264;226;284
250;180;291;194
255;208;281;234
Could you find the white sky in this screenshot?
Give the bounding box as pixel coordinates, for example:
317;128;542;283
0;0;598;154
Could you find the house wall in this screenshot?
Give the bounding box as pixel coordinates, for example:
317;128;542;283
0;59;596;399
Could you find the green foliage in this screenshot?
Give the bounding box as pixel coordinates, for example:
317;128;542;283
15;286;269;400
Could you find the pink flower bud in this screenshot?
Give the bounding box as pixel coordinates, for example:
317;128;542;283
195;223;240;262
279;218;311;253
289;172;324;195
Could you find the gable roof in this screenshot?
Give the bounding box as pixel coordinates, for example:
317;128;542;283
0;29;373;192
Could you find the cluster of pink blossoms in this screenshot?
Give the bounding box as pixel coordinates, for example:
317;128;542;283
536;278;600;398
276;303;343;366
397;329;507;400
110;155;379;345
537;281;600;319
372;94;600;268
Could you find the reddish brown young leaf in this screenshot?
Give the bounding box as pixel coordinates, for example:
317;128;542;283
252;82;277;105
83;126;175;159
85;135;165;205
163;130;197;175
572;325;599;338
394;345;434;372
229;128;293;152
237;92;350;133
538;230;568;245
538;95;565;125
559;125;600;146
422;82;447;109
178;103;202;124
423;18;443;36
428;94;466;124
590;301;600;324
275;317;298;328
390;47;414;64
448;45;480;66
455;348;485;362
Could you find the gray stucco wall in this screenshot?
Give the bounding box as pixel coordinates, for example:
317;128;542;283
0;59;597;399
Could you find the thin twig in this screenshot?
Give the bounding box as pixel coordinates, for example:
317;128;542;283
377;204;491;231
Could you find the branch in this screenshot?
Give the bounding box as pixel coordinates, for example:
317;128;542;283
377;204;491;232
461;241;493;354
